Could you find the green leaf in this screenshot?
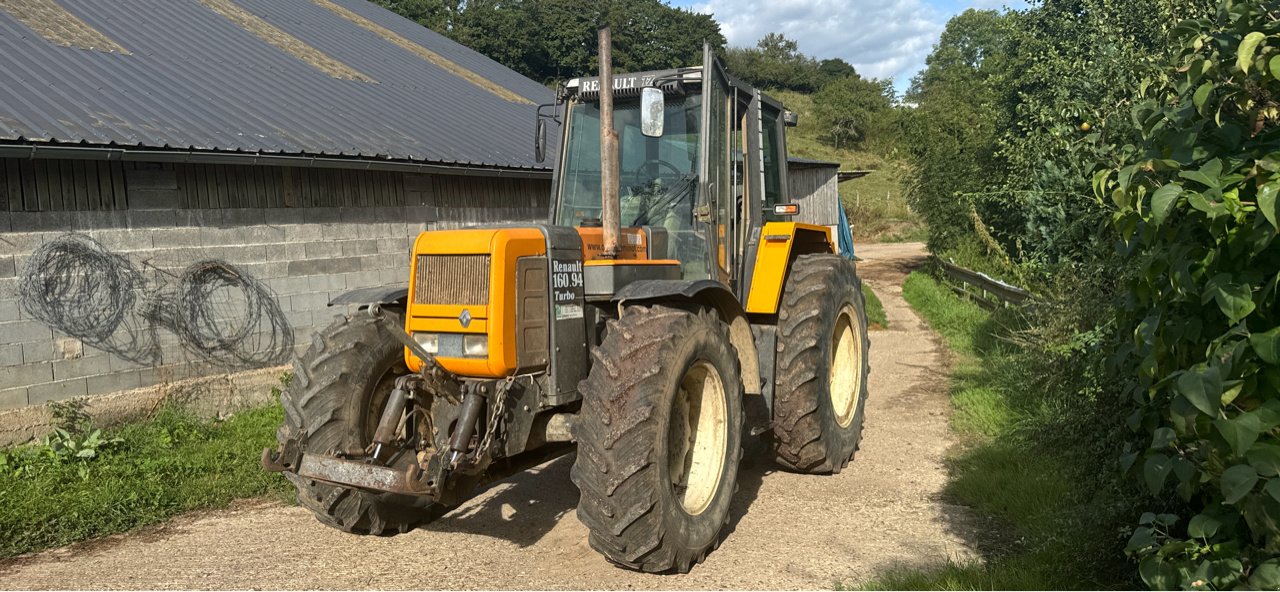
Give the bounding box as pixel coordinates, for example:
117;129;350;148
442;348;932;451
1209;558;1245;589
1251;326;1280;364
1266;478;1280;503
1145;453;1174;494
1187;513;1221;538
1249;559;1280;589
1177;364;1222;416
1216;414;1263;456
1151;183;1183;225
1193;82;1214;113
1151;427;1177;450
1180;169;1218;189
1127;525;1157;552
1213;281;1256;324
1249;444;1280;476
1272;54;1280;80
1259;182;1279;229
1221;463;1259;504
1238;32;1267;74
1140;556;1181;590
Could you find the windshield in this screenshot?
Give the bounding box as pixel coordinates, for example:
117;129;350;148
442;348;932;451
556;94;707;276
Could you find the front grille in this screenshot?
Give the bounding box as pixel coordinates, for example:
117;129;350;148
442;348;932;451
414;254;490;305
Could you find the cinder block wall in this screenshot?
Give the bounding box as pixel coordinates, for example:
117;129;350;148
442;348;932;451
0;158;550;413
0;206;422;408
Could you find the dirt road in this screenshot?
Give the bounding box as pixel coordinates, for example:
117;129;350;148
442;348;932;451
0;242;979;590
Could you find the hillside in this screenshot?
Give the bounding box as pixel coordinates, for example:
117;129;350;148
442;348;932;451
770;90;923;242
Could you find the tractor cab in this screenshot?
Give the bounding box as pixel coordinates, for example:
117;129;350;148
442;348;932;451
548;47;799;297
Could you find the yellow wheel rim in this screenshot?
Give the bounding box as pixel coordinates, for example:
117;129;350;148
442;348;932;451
830;305;864;428
667;360;728;516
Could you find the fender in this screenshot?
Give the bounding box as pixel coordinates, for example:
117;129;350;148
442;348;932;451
613;280;762;396
328;284;408;308
744;222;834;315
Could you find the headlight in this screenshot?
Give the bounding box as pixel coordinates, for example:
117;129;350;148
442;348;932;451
463;334;488;357
413;333;439;354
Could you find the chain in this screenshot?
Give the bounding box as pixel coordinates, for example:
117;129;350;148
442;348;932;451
475;375;515;458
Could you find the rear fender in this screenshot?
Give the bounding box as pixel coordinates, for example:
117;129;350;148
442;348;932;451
612;280;762;396
744;223;835;315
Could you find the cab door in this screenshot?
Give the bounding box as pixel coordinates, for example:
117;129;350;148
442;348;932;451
698;46;734;284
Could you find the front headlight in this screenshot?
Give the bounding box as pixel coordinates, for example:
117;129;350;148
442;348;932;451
463;334;488;357
413;332;439;354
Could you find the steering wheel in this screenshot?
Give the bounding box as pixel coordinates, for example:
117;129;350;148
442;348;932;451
630;158;685;187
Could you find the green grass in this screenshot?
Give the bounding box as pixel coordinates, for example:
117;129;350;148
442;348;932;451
862;283;888;329
771;90;923;243
0;402;291;558
862;271;1132;590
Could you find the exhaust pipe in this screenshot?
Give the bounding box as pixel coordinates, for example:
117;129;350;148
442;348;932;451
597;25;620;259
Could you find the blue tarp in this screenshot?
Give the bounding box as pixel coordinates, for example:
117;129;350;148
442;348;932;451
837;208;856;260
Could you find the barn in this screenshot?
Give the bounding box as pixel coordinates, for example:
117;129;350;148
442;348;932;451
0;0;555;433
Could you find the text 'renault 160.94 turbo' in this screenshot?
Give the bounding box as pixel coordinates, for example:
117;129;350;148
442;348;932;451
263;29;870;574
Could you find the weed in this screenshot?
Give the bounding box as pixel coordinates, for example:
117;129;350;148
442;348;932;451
0;402;290;558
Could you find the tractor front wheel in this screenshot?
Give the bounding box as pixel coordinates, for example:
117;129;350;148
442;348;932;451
278;313;445;535
571;305;744;573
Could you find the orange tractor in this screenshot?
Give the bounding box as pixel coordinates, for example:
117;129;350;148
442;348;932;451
264;38;870;573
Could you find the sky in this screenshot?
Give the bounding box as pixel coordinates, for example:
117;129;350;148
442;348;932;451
671;0;1029;94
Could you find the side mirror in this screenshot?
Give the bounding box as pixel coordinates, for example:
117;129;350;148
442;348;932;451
783;110;799;127
534;117;548;163
641;87;664;137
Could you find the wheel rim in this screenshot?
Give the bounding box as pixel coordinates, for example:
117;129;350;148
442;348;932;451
667;359;728;516
830;305;864;428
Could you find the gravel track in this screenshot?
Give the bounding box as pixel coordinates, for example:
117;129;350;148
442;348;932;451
0;242;980;590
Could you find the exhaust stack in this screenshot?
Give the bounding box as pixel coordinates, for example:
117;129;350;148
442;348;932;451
597;25;620;258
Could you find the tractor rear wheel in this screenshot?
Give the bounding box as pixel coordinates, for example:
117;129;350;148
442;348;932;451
571;305;744;573
278;313;445;535
772;254;870;473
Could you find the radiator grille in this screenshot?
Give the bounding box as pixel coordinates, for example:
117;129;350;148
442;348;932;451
414;255;490;305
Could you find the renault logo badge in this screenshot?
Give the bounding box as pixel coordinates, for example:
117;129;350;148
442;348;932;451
459;309;472;328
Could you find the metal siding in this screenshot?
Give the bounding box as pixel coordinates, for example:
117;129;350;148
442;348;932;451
0;157;550;218
0;0;558;171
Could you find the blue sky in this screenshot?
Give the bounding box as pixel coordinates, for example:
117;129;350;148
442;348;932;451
668;0;1028;94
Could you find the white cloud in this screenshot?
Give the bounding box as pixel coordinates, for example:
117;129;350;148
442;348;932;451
691;0;948;91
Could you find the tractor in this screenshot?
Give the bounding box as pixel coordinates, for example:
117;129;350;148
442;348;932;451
263;35;871;573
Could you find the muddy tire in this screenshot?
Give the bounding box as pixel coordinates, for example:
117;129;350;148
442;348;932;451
772;254;870;473
571;305;744;573
279;313;443;535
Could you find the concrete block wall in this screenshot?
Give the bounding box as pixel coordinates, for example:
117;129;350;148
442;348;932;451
0;204;436;410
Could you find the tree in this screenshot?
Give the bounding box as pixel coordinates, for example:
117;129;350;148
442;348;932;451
376;0;726;85
817;58;858;84
723;33;822;92
812;76;895;150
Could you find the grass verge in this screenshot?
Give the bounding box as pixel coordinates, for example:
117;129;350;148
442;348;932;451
863;270;1132;590
0;402;290;558
862;283;887;330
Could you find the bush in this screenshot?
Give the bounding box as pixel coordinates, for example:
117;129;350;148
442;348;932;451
1097;2;1280;587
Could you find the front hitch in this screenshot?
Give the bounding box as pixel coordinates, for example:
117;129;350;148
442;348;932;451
262;306;474;500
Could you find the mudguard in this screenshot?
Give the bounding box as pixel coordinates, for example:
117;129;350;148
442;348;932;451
612;279;762;396
328;284;409;308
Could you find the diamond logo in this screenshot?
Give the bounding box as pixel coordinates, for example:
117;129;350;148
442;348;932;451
459;309;472;328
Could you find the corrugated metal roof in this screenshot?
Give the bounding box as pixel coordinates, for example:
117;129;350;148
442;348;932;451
787;156;841;169
0;0;557;170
